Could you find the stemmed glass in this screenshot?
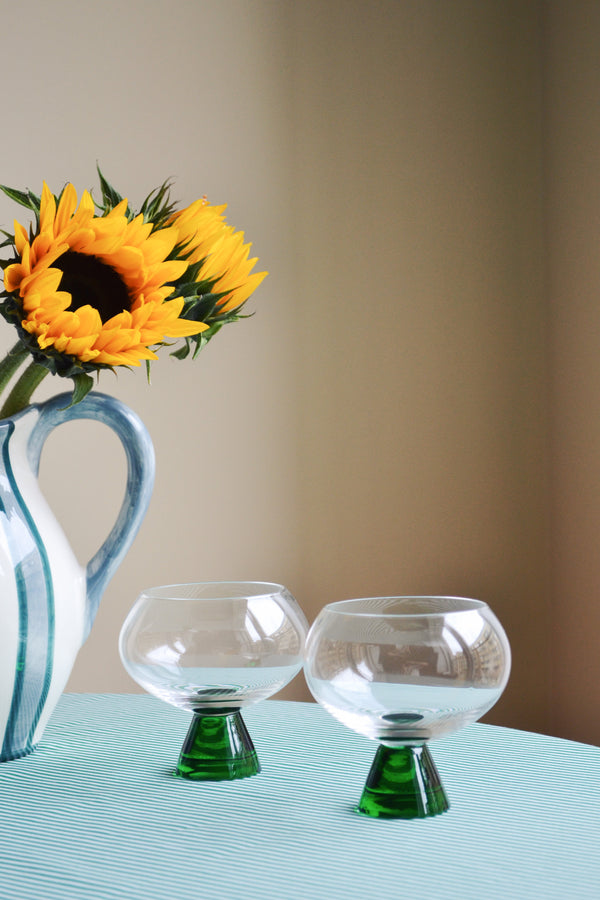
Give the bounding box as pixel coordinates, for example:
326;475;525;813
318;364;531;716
304;596;511;818
119;581;308;780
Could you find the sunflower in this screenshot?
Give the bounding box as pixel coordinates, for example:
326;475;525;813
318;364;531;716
0;170;267;413
170;198;267;314
3;182;206;368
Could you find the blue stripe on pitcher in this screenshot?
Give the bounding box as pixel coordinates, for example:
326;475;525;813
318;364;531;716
0;420;55;760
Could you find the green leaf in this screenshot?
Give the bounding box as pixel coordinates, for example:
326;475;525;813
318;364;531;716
193;328;220;358
67;372;94;407
171;281;213;300
0;185;31;206
95;165;129;215
0;184;40;212
0;229;17;246
27;189;41;211
170;342;191;360
139;179;178;227
181;292;220;320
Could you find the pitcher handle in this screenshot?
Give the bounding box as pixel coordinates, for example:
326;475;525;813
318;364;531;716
28;391;155;638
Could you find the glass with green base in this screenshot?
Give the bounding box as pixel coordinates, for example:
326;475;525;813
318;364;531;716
119;582;308;781
304;596;511;819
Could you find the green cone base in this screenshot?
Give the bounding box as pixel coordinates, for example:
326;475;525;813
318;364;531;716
174;711;260;781
356;743;450;819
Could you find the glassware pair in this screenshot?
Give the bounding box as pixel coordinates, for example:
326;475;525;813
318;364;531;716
119;585;510;818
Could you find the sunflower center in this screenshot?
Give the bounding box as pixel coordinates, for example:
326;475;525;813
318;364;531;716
54;250;131;322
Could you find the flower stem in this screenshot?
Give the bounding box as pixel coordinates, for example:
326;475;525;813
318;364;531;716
0;342;29;398
0;362;49;419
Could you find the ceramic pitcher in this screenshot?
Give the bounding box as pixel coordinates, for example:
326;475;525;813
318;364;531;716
0;391;154;760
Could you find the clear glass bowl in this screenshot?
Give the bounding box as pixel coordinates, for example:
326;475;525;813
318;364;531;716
304;595;511;817
119;581;308;780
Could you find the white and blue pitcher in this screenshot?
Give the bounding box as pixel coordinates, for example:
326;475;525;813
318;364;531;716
0;391;154;761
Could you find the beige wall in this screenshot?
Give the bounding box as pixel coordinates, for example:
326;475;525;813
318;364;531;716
0;0;304;687
544;1;600;744
289;0;551;736
0;0;598;745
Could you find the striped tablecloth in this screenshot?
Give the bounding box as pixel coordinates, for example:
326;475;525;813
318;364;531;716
0;694;598;900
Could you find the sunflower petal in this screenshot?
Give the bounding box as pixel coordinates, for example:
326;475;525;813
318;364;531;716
4;261;29;293
13;220;29;255
54;183;78;235
39;183;57;233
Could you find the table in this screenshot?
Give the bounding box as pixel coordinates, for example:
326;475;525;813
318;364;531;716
0;694;598;900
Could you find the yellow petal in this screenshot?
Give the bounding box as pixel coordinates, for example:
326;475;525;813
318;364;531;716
218;270;268;312
39;182;57;233
14;220;29;255
105;245;144;272
4;261;29;293
73;305;103;334
78;190;95;215
68;228;97;253
54;183;78;235
105;198;129;218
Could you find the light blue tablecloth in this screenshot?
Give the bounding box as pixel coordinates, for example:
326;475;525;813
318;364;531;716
0;694;598;900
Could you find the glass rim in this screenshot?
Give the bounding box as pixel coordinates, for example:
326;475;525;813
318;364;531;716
320;595;489;617
139;581;289;602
